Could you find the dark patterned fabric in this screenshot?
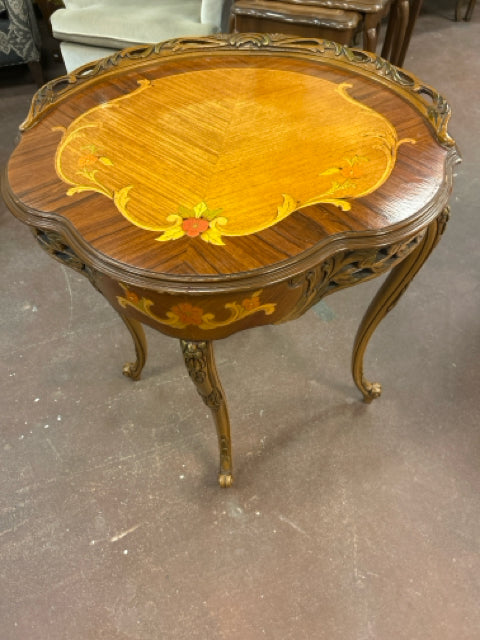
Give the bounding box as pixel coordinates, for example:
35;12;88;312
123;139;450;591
0;0;41;67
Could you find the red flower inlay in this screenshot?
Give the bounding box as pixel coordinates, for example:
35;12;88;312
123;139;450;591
242;295;260;312
126;290;139;304
340;163;364;179
172;302;204;326
78;153;99;168
181;217;209;237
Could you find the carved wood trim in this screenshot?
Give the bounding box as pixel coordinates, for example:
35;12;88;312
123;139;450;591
180;341;227;410
32;228;98;289
180;340;233;486
283;229;426;321
2;167;455;296
21;33;455;147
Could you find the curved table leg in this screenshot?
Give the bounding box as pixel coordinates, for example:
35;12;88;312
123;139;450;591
180;340;233;487
119;312;147;380
352;211;449;403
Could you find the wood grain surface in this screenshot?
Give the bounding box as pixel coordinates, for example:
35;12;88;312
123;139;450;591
4;35;457;290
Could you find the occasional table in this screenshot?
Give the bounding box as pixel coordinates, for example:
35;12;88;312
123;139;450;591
2;34;459;487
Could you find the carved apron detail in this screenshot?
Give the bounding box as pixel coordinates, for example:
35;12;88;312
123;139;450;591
284;230;426;321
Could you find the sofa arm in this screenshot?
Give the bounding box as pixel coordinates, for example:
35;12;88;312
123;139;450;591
201;0;224;27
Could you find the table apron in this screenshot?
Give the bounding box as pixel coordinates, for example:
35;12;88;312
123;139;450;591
32;225;429;340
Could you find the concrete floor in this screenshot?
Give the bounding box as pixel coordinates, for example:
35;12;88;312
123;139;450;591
1;2;479;638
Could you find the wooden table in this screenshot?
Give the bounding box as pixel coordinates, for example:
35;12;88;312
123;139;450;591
2;34;459;487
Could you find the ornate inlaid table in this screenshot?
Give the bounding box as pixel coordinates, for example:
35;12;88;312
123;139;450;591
2;34;459;487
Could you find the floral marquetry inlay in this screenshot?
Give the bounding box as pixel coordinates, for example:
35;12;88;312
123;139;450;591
53;72;413;245
117;284;276;330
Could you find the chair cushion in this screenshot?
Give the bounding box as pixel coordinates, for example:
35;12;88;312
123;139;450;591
51;0;220;50
201;0;225;24
59;41;116;71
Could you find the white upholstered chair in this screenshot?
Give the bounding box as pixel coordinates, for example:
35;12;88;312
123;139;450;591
50;0;228;73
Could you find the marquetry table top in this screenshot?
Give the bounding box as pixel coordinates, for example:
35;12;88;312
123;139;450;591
4;34;457;293
2;34;460;487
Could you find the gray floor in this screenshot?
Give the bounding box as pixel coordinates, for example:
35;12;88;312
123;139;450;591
1;3;479;639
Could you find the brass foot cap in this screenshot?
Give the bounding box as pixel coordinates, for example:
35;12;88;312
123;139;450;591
363;381;382;403
219;473;233;488
122;362;140;380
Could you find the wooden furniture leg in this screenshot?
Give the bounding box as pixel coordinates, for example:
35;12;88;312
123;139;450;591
352;209;449;403
455;0;464;20
382;0;409;65
363;13;380;52
119;313;147;380
395;0;423;68
180;340;233;487
380;1;396;60
456;0;477;20
27;60;44;87
465;0;477;20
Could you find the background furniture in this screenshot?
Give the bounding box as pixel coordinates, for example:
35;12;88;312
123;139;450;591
231;0;411;60
380;0;410;64
36;0;64;23
265;0;397;53
456;0;476;20
230;1;361;44
382;0;422;67
386;0;477;68
50;0;228;72
0;0;43;84
2;34;459;487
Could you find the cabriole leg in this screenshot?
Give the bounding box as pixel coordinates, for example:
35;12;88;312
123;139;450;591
352;210;449;403
119;312;147;380
180;340;233;488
